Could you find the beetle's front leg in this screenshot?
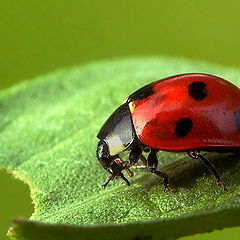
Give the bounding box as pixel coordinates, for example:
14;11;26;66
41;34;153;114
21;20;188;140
147;149;170;191
102;156;131;188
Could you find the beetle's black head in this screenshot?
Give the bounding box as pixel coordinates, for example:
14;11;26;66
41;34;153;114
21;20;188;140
96;102;136;187
96;140;129;187
96;140;113;170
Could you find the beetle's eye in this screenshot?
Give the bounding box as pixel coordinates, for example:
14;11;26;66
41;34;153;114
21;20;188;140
96;140;112;168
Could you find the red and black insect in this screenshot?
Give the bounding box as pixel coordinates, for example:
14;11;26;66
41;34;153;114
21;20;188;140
96;73;240;190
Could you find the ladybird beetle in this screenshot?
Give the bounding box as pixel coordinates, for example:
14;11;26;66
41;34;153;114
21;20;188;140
96;73;240;190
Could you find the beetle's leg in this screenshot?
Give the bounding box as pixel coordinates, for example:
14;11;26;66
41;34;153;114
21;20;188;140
122;147;143;177
139;145;149;166
102;174;116;188
103;159;131;188
187;150;228;191
129;147;142;166
102;173;130;187
147;149;170;191
119;172;130;186
139;154;148;167
126;168;134;177
127;155;148;169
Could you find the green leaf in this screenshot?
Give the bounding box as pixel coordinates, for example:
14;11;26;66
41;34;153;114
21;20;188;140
1;57;240;240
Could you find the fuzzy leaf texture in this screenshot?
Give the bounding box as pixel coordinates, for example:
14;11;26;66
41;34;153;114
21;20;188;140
1;57;240;240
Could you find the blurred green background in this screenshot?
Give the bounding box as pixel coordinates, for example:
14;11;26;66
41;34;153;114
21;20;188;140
1;0;240;239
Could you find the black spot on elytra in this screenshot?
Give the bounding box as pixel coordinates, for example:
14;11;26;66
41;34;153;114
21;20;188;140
175;118;193;138
127;84;154;102
233;109;240;130
188;81;207;101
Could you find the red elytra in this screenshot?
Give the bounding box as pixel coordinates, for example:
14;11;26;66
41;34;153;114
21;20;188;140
130;73;240;151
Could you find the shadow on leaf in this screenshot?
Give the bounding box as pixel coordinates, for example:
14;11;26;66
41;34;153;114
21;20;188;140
134;152;240;191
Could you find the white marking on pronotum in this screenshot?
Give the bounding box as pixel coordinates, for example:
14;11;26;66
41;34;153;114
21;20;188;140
106;135;125;156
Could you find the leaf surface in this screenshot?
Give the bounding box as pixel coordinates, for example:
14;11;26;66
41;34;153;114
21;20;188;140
1;57;240;240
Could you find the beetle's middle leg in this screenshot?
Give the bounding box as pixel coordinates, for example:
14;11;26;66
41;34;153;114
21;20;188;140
129;146;142;165
124;147;142;177
147;149;170;191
